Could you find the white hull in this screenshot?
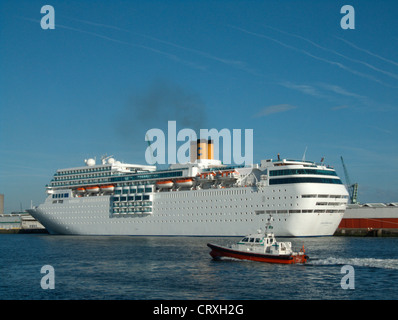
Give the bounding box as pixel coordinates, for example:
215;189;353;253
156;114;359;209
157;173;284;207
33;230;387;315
28;183;346;237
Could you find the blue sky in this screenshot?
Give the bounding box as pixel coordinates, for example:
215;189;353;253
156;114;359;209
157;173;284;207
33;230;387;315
1;0;398;212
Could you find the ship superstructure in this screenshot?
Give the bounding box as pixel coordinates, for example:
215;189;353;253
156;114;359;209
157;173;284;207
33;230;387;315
28;140;349;236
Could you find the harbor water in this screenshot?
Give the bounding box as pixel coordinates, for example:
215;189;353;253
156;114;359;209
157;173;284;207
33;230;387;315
1;234;398;300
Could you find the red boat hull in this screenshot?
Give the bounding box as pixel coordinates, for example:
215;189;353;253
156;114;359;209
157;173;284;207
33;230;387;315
207;243;308;264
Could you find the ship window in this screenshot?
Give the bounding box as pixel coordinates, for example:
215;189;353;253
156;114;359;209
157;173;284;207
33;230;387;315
269;169;337;177
269;177;342;185
242;237;249;242
249;238;254;243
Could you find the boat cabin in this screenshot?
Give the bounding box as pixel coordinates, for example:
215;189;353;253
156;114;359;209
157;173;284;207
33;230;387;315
238;230;277;245
235;231;293;255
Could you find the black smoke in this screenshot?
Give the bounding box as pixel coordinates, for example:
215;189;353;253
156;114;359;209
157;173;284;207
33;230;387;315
120;79;207;138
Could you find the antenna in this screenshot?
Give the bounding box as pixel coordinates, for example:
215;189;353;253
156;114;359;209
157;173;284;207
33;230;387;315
302;146;308;161
265;214;274;231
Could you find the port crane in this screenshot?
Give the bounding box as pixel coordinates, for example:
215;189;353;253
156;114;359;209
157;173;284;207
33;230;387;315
340;156;358;204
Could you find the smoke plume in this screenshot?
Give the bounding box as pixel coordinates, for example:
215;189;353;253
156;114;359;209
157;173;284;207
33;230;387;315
120;80;207;138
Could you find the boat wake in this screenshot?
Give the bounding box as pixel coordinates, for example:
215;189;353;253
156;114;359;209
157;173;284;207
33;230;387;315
310;257;398;270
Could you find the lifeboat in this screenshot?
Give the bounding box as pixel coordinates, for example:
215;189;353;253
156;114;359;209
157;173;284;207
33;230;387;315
217;170;239;180
156;180;174;189
86;186;100;193
175;178;193;188
196;172;216;181
76;187;86;193
100;185;115;193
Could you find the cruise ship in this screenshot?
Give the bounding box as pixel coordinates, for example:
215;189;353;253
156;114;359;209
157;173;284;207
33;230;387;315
28;140;349;236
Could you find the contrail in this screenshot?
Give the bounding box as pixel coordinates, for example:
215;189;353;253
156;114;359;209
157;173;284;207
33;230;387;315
264;25;398;81
335;36;398;68
69;18;270;77
230;25;397;88
69;17;246;68
18;16;207;71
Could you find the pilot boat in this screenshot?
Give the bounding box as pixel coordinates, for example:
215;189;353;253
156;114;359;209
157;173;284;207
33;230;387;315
207;217;308;264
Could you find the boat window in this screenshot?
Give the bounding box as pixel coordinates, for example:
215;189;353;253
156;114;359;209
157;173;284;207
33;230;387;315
255;238;261;243
249;238;254;243
241;237;249;242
